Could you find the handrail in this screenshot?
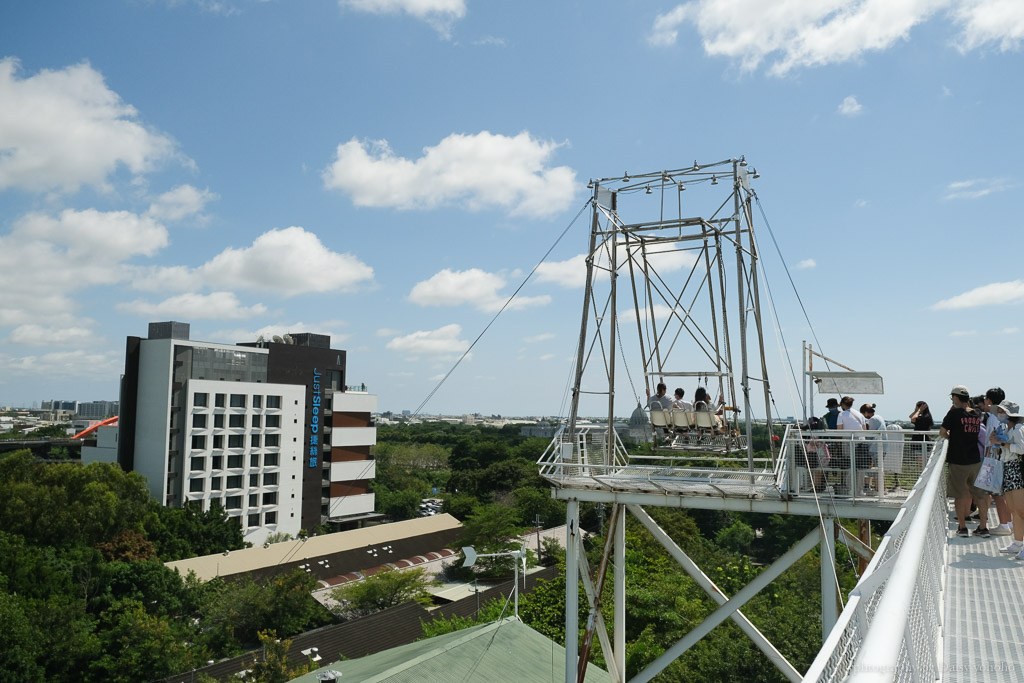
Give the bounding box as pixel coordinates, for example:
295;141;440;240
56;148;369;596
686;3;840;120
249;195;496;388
803;437;948;682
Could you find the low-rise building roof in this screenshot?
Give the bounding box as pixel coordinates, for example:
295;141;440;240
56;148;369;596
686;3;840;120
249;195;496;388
166;514;462;581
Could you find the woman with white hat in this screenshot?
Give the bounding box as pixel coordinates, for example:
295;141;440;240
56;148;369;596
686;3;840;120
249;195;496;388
992;400;1024;558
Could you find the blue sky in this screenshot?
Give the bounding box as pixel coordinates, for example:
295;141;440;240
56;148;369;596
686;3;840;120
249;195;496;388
1;0;1023;421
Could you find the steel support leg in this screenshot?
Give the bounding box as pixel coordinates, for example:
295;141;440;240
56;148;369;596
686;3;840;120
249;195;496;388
614;506;625;682
566;498;579;683
821;516;838;640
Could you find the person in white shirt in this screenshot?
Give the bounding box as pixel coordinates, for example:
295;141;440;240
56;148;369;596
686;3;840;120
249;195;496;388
671;388;693;411
836;396;866;492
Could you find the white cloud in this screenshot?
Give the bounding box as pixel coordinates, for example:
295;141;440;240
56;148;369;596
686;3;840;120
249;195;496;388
147;185;217;222
0;58;181;193
473;35;508;47
535;244;698;289
647;1;948;75
838;95;863;116
133;227;374;296
0;349;123;380
386;323;469;355
539;353;556;361
795;258;817;270
322;131;577;217
535;253;587;288
0;208;168;327
408;268;550;312
117;292;268;320
205;321;351;345
854;199;869;207
340;0;466;37
932;281;1024;309
377;327;402;337
524;332;555;343
1001;327;1019;334
649;5;693;46
951;0;1024;52
943;178;1010;200
941;84;953;97
8;324;100;347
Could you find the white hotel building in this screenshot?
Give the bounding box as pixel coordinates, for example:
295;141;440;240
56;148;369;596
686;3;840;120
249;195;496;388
116;322;378;545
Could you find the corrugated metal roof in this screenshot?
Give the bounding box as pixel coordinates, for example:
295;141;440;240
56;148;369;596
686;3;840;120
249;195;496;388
290;618;609;683
165;514;462;581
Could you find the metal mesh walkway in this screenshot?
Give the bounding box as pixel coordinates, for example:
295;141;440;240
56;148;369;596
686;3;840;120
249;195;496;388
943;511;1024;682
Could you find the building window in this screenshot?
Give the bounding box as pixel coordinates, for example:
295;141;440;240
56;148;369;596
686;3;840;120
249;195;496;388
253;395;262;409
192;414;207;428
264;511;277;525
226;496;241;510
194;393;208;407
214;414;224;428
226;475;242;489
230;394;246;408
262;492;277;505
248;513;260;528
213;435;223;449
249;473;259;487
189;479;204;493
210;476;222;491
265;453;279;467
265;414;281;428
265;434;279;447
229;414;245;428
190;435;206;450
250;453;260;467
250;434;261;448
267;395;281;409
212;455;223;469
228;434;243;448
215;394;226;408
251;414;262;428
190;456;205;471
249;493;259;508
227;454;243;468
263;473;278;486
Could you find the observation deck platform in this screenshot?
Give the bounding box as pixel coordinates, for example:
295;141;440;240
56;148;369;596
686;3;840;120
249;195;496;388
943;510;1024;683
538;425;928;521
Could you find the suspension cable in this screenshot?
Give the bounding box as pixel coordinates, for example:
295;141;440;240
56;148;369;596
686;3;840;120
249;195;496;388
413;199;592;416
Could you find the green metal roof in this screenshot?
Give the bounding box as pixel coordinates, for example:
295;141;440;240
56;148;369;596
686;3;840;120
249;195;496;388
291;617;608;683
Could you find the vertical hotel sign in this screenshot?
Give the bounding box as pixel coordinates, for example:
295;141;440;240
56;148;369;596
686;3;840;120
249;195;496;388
309;368;321;468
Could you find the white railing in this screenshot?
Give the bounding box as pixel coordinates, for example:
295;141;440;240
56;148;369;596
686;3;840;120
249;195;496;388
781;426;936;501
803;437;948;682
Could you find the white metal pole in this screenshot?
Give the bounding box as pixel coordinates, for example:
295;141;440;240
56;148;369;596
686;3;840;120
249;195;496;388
821;516;838;640
614;505;625;682
565;498;580;683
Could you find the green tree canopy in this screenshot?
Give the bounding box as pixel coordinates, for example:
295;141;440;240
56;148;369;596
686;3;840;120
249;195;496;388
329;567;435;619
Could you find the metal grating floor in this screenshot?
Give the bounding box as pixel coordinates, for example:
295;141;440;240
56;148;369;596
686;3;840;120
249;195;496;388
943;507;1024;682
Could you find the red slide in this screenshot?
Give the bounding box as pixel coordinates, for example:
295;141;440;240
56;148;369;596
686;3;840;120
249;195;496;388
72;416;119;440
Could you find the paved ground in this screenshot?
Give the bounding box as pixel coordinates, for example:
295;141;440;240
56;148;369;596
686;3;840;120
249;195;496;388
943;506;1024;682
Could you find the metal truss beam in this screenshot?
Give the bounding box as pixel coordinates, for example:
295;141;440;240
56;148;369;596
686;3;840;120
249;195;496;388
627;505;802;682
630;526;821;683
550;487;900;522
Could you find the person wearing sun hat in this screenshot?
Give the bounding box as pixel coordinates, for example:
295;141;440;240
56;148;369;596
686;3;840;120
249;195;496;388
989;400;1024;557
940;384;985;537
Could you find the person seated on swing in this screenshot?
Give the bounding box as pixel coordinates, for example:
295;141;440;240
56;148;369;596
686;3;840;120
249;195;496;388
647;382;673;441
693;386;727;434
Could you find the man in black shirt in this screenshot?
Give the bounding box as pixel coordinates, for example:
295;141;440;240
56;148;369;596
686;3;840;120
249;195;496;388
940;384;984;537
